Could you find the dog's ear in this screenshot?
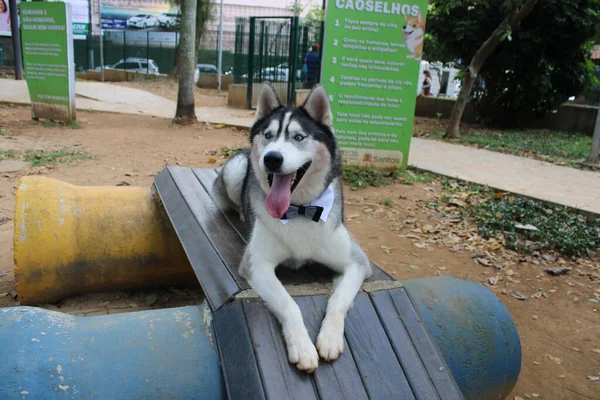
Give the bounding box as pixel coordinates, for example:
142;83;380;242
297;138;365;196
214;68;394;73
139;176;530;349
256;81;283;121
301;84;333;131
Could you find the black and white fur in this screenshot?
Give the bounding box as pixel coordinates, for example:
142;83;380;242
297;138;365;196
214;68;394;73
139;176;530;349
212;82;372;373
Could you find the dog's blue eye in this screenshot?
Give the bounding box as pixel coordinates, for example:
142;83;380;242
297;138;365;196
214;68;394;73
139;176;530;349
294;134;304;141
264;132;273;139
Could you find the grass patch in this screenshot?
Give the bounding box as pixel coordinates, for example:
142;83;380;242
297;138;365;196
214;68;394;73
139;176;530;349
342;166;435;190
381;199;393;207
474;196;600;257
0;149;94;166
427;129;593;168
342;166;400;190
219;146;246;159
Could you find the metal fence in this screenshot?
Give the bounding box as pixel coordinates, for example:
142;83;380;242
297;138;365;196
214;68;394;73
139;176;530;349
1;29;231;78
233;16;324;107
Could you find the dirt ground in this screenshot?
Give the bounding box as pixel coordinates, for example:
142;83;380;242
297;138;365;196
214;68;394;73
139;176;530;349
0;104;598;400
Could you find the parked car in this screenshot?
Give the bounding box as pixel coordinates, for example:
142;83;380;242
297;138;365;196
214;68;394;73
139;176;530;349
194;64;219;83
158;13;180;29
104;58;160;75
127;14;157;29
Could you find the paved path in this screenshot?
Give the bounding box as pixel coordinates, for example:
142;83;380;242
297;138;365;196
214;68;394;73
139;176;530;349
1;78;598;214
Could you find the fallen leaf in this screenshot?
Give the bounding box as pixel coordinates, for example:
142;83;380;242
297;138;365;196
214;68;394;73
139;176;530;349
514;397;524;400
128;302;138;308
0;270;7;277
413;242;428;249
207;158;217;164
116;181;130;186
448;198;466;208
505;269;515;276
541;253;557;262
532;394;540;398
424;187;436;192
572;347;581;352
558;374;566;379
0;216;9;225
403;217;417;224
515;223;539;231
409;265;419;270
511;291;528;300
0;292;8;297
589;298;599;303
487;276;499;286
531;315;538;320
591;349;600;355
145;293;158;306
587;376;600;381
544;267;572;276
532;361;541;365
546;354;562;365
363;208;374;214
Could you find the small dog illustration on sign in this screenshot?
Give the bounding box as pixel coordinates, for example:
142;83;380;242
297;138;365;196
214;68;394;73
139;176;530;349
403;11;425;60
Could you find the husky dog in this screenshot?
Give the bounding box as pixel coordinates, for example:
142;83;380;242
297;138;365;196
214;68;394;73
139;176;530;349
403;11;425;60
212;82;372;373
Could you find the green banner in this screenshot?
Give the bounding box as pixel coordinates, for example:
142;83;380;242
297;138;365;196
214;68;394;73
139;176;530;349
321;0;428;170
20;1;76;122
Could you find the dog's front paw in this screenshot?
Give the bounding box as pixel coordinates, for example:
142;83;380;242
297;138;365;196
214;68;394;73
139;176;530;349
286;332;319;373
316;318;345;361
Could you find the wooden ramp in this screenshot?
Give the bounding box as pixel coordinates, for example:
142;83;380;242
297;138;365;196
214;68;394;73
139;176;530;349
154;166;464;400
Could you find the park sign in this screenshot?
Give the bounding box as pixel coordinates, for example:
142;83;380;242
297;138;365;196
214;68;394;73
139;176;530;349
321;0;428;171
20;1;76;122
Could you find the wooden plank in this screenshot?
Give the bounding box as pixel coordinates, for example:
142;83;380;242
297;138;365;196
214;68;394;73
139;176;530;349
297;295;369;400
344;292;416;400
193;168;249;240
370;290;441;400
168;166;249;289
154;169;239;310
213;300;266;400
390;288;464;400
243;299;319;400
369;262;393;281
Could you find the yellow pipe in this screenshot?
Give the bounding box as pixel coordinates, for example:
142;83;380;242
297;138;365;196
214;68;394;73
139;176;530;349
14;176;196;305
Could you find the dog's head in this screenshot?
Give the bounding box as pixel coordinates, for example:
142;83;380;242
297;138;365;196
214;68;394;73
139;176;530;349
249;82;339;219
402;11;425;40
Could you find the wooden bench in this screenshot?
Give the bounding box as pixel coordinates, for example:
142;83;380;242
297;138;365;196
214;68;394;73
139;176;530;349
154;166;465;400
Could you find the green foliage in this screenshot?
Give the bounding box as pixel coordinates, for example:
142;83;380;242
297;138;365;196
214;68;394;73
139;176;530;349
427;0;600;125
342;166;434;190
474;196;600;256
219;146;246;158
427;128;592;168
381;199;394;207
0;149;94;166
342;166;399;190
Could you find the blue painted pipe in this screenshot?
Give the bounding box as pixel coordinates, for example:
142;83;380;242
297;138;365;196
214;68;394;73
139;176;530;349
0;278;520;400
0;303;224;400
403;276;521;400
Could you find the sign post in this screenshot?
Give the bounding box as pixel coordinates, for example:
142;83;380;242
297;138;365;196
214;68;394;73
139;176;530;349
321;0;428;171
20;1;76;122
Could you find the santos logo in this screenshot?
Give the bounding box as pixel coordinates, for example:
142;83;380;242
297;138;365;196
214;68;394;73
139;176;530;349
374;156;401;164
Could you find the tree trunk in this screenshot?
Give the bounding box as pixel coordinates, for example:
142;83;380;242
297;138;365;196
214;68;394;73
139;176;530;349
444;0;538;139
193;0;213;70
586;105;600;164
174;0;197;125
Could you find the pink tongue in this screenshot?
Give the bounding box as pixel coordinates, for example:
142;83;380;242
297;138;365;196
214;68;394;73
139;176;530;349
403;32;409;40
266;173;294;219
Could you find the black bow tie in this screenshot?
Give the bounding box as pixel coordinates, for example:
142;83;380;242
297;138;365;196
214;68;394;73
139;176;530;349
282;205;324;222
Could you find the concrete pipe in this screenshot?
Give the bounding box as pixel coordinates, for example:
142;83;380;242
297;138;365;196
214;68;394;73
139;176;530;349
0;302;223;399
0;277;521;400
14;176;196;305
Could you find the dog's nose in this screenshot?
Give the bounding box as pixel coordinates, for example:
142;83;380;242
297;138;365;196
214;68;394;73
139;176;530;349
263;151;284;172
402;25;406;29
